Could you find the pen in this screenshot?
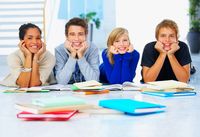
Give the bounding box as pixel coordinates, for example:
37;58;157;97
42;88;61;91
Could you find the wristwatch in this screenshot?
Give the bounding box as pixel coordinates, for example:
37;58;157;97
21;67;32;72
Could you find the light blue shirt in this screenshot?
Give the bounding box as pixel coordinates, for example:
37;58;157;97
54;42;100;84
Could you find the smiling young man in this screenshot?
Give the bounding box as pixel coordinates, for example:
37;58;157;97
54;17;100;84
141;19;191;83
0;23;55;87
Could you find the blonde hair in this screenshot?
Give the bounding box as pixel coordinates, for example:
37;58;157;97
107;27;130;64
155;19;179;40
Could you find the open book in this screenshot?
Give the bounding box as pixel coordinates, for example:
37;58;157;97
102;82;142;91
3;87;50;93
142;80;194;92
71;80;103;90
41;84;72;91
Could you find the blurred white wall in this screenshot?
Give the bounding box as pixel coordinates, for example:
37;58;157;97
116;0;189;82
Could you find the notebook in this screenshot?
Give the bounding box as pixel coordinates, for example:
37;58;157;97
15;103;93;114
17;110;77;121
32;96;85;107
142;91;197;97
99;99;166;115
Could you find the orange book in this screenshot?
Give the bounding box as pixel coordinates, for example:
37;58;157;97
73;89;110;95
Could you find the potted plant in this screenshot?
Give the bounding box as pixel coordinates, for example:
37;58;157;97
79;12;101;41
187;0;200;53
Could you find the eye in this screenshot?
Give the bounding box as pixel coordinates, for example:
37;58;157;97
170;35;175;38
115;40;119;43
160;34;166;37
68;33;75;36
78;32;85;36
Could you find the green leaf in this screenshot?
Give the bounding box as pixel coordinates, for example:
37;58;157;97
79;12;101;29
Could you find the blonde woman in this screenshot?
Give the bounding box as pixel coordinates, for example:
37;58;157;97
99;27;140;84
0;23;55;87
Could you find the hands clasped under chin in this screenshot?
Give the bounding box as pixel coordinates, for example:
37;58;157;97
110;44;134;54
155;41;180;55
65;40;88;59
18;40;46;59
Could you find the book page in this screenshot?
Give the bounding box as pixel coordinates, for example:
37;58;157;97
74;80;102;88
102;84;122;91
122;82;142;91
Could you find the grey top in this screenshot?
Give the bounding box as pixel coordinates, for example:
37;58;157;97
54;42;100;84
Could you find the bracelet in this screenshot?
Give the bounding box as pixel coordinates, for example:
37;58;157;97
21;67;32;72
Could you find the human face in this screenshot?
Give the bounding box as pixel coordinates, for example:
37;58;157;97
67;25;86;50
113;33;130;54
23;28;42;53
158;27;177;51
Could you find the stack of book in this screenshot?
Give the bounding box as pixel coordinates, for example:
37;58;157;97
71;80;110;95
141;80;196;97
15;96;93;121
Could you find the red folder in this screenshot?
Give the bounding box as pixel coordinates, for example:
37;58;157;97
17;110;77;121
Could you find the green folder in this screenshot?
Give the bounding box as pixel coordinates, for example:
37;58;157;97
32;96;86;107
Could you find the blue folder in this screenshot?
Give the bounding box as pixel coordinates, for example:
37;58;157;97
142;91;197;97
99;99;166;115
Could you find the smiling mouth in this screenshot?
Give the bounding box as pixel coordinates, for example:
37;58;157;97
118;47;128;51
31;46;38;49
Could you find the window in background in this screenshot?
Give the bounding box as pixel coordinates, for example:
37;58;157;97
58;0;103;19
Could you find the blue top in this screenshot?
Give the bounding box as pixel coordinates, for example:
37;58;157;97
100;49;140;84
